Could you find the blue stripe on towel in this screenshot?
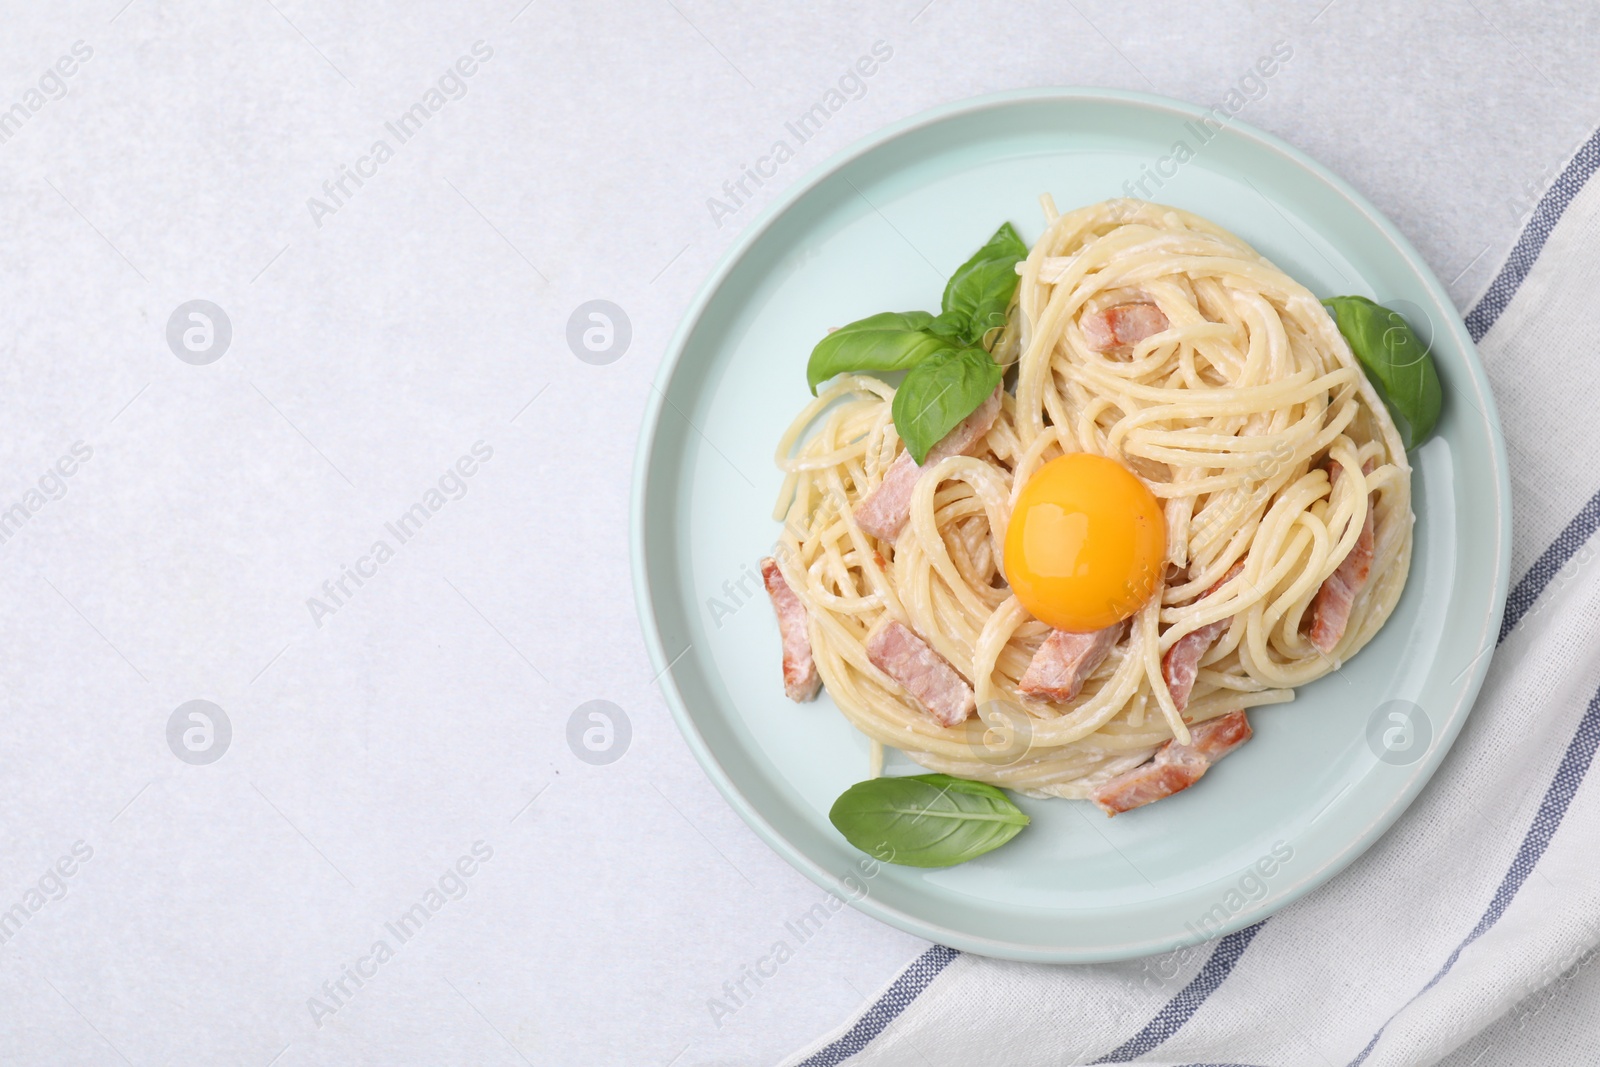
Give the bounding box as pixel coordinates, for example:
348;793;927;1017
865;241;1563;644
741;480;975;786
1500;488;1600;643
1347;681;1600;1065
1093;923;1266;1063
792;944;959;1067
1465;124;1600;342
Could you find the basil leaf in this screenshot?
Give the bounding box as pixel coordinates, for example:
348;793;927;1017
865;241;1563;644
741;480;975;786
827;773;1030;868
941;221;1028;346
1324;295;1443;450
891;347;1003;464
926;310;969;338
805;311;947;394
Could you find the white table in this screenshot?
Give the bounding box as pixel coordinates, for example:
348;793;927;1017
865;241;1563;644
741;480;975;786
0;3;1593;1064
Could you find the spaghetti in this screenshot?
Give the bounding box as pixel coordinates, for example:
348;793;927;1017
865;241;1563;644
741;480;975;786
770;198;1413;799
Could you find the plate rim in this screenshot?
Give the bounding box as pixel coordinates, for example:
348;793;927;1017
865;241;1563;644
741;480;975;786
630;86;1512;962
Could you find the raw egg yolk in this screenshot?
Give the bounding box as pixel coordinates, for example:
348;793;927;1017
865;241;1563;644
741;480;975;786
1004;453;1166;632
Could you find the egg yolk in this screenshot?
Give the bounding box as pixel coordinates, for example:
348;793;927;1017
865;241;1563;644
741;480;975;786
1004;453;1166;632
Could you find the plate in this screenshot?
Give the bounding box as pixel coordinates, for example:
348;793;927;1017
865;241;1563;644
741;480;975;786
631;89;1510;962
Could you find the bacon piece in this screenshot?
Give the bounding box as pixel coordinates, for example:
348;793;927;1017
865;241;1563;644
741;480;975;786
1162;622;1227;714
865;618;975;727
853;387;1003;542
761;558;820;701
1308;460;1377;654
1161;561;1244;713
1081;302;1169;352
1091;710;1253;815
1018;624;1122;703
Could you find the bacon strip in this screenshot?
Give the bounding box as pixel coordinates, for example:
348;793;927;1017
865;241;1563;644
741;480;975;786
1091;710;1252;815
865;618;975;727
1161;561;1244;713
1081;302;1169;352
761;558;820;701
853;387;1003;542
1018;624;1122;703
1308;460;1377;654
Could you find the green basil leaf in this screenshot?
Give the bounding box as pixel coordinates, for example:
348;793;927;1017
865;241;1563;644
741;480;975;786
805;311;947;394
926;309;969;338
1323;295;1443;450
941;222;1028;346
827;773;1030;868
891;347;1003;464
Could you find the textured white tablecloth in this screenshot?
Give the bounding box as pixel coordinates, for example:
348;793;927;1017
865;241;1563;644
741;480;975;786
0;3;1595;1065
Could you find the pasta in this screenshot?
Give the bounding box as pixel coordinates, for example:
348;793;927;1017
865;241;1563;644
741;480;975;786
769;198;1413;800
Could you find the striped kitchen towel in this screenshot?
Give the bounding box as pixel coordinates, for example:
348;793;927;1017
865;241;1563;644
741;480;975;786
780;127;1600;1067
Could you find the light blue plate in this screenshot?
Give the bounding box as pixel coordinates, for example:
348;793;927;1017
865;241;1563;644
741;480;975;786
632;89;1510;962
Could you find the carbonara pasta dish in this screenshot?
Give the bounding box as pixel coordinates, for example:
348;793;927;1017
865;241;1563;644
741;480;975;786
760;198;1416;823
